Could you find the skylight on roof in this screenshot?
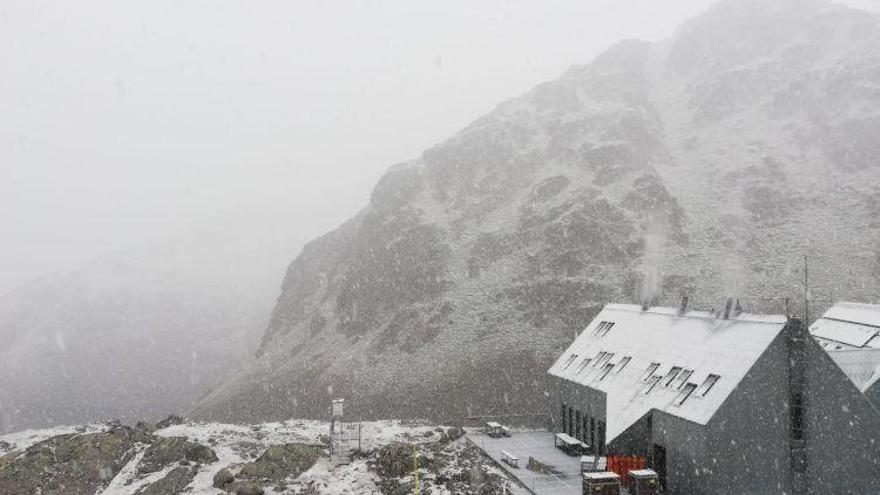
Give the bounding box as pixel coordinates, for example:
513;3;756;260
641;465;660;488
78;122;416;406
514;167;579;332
696;374;720;396
599;363;615;381
641;375;661;395
641;363;660;381
575;358;592;373
675;383;698;406
563;354;578;370
615;356;631;374
671;369;693;389
663;366;683;387
593;321;616;337
596;352;614;368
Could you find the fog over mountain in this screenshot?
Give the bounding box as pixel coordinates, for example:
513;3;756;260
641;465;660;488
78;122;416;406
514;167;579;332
0;208;307;433
192;0;880;424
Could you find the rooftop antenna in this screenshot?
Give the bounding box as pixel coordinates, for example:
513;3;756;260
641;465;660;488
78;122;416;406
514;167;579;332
804;255;809;328
722;298;734;319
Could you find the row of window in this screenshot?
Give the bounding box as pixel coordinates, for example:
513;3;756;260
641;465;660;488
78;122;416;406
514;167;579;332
561;403;605;453
563;351;633;382
593;321;615;337
639;362;720;405
562;352;721;405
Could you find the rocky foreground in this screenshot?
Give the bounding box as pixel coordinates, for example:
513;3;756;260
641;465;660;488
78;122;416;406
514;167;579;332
0;417;507;494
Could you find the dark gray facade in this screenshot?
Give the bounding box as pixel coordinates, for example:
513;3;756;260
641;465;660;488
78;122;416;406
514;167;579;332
804;342;880;494
865;381;880;410
548;319;880;494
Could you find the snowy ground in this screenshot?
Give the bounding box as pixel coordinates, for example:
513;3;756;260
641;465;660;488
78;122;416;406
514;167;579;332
0;419;497;494
0;423;109;455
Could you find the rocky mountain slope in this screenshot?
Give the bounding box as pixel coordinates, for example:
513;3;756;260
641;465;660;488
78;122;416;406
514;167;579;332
0;212;304;434
194;0;880;423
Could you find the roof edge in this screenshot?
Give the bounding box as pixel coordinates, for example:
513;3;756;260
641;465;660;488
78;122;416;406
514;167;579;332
603;303;788;324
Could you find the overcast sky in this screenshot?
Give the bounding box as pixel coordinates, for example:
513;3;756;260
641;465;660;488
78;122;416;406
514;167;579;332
2;0;878;296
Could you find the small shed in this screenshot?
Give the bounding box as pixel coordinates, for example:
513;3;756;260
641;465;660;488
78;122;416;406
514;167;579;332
628;469;659;495
582;471;620;495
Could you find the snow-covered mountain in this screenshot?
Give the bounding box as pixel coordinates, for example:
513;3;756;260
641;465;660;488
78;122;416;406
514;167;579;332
193;0;880;425
0;211;304;434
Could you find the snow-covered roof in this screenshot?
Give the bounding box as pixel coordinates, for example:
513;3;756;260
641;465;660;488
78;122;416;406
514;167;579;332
809;303;880;393
823;302;880;328
823;348;880;392
810;302;880;349
548;303;787;443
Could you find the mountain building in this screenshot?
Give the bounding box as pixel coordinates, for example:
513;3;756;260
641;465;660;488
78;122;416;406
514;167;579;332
548;302;880;495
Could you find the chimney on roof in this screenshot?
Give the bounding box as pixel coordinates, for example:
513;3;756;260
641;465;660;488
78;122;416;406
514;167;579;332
734;298;743;318
722;298;734;319
679;295;690;315
641;296;659;311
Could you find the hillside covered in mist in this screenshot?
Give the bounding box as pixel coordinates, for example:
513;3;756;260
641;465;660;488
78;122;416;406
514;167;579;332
192;0;880;424
0;212;303;433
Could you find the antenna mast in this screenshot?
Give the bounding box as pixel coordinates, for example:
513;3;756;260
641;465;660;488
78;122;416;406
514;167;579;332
803;255;809;327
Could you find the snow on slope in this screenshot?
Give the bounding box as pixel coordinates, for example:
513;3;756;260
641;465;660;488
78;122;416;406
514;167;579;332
0;419;478;494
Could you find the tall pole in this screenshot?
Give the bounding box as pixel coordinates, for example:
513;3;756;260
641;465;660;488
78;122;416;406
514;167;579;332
804;255;809;328
412;445;420;495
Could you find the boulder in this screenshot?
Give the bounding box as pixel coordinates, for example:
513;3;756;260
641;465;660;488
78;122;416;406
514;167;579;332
237;443;320;482
134;466;197;495
213;467;235;488
155;415;187;429
0;427;138;495
138;436;218;474
231;481;264;495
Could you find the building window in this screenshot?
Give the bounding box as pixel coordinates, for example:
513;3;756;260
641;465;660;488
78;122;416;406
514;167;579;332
663;366;683;387
596;352;614;368
590;417;596;449
561;404;567;433
642;375;662;395
575;358;592;373
641;362;660;381
597;420;606;453
576;410;582;440
671;369;693;389
615;356;632;374
697;374;720;397
582;415;589;444
599;363;615;380
563;354;578;370
593;321;616;337
675;383;698;406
